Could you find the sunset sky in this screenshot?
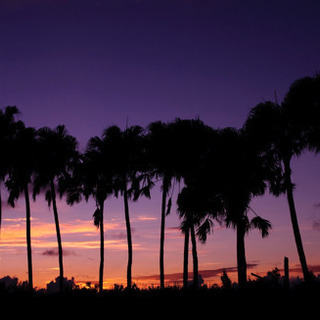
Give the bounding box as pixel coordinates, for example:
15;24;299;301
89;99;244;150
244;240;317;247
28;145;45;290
0;0;320;289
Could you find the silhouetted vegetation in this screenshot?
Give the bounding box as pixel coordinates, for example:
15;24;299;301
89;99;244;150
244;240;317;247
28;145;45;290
0;273;319;317
0;74;319;297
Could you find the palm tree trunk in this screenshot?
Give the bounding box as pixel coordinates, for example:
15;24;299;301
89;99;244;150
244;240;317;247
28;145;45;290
237;218;247;287
50;180;64;292
123;182;132;289
0;183;2;238
190;224;199;288
183;226;189;288
159;176;169;289
99;200;104;293
24;183;33;292
283;156;310;281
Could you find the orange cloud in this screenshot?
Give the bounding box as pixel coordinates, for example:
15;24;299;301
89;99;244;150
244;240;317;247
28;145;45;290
135;216;158;221
0;218;132;251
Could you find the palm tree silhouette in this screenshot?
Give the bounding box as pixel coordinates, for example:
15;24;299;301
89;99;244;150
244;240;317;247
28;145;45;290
32;125;79;292
6;122;37;292
101;125;152;289
146;121;176;289
216;127;272;286
79;136;115;293
177;183;223;287
177;188;204;288
244;100;311;281
0;106;21;235
182;126;272;287
171;118;215;288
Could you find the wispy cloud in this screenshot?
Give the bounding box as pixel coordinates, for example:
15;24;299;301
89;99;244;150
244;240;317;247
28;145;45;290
135;216;158;221
42;249;77;257
0;219;130;251
136;264;258;282
277;264;320;274
312;220;320;231
107;232;127;240
3;218;31;222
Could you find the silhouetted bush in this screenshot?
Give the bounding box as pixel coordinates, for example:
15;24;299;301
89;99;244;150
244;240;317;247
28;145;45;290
46;276;79;293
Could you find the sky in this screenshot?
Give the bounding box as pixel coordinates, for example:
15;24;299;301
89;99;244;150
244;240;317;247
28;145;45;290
0;0;320;289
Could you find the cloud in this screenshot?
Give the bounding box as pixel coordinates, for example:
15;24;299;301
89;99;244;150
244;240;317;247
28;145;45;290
42;249;57;257
312;220;320;231
136;216;157;221
136;264;258;282
3;217;36;223
281;264;320;274
110;232;127;240
0;218;128;250
168;227;180;231
42;249;77;257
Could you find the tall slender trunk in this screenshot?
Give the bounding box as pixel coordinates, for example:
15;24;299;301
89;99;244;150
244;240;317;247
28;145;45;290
0;183;2;238
50;179;64;292
123;182;132;289
237;218;247;287
24;183;33;292
190;224;199;288
283;156;310;281
159;177;169;289
99;200;104;293
183;226;189;288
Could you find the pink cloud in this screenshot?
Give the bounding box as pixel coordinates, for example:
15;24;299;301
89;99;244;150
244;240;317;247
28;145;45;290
135;264;258;282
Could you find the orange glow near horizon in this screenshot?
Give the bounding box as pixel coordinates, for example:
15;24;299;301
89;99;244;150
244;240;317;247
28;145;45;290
1;164;320;291
1;212;318;290
0;218;129;250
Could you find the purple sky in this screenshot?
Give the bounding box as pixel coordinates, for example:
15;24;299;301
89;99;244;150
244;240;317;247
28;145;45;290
0;0;320;288
1;0;320;148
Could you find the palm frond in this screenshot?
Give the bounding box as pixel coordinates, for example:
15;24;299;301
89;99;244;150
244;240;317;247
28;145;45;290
250;216;272;238
93;208;101;229
66;189;83;205
165;197;172;216
196;218;214;243
45;190;52;207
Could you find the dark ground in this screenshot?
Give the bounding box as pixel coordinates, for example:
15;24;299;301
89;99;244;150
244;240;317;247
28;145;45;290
1;283;319;318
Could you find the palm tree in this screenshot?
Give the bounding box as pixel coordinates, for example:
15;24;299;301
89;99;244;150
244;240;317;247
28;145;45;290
184;126;273;287
276;74;320;281
32;125;79;292
5;122;36;292
171;118;216;288
146;121;176;289
227;210;272;287
101;125;152;289
244;99;311;281
177;187;208;288
66;136;114;293
220;128;273;286
0;106;21;235
177;182;223;288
